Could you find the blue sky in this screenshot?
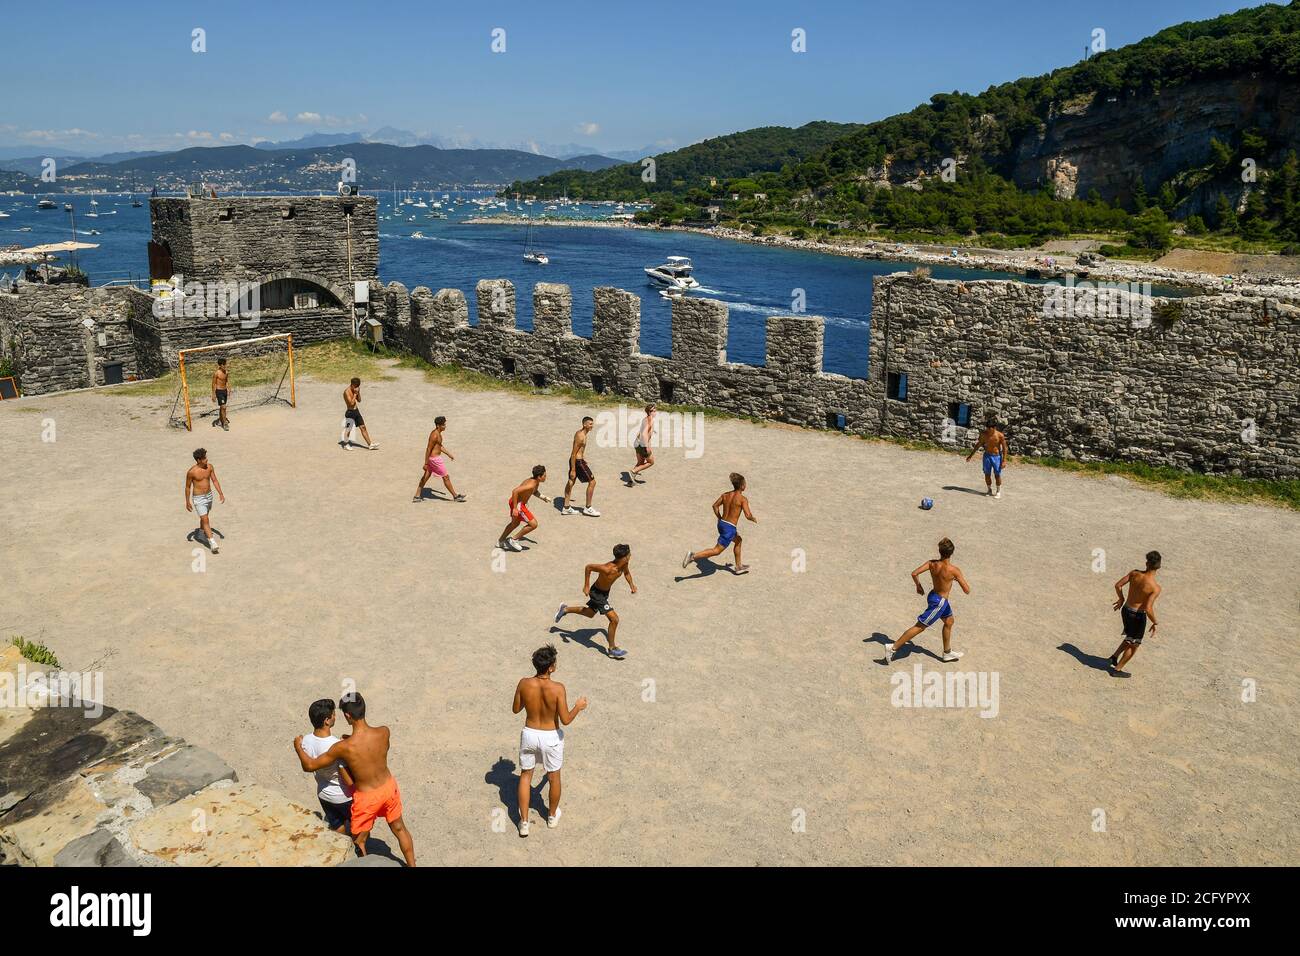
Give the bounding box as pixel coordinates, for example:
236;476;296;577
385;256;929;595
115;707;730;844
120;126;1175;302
1;0;1266;156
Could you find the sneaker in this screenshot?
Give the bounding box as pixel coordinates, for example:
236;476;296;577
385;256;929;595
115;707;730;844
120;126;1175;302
581;507;601;517
453;494;467;502
341;441;350;451
368;443;380;451
547;809;562;829
609;647;628;660
507;539;524;552
221;422;229;432
210;541;219;555
562;506;579;516
942;650;965;662
555;604;567;624
681;551;694;569
734;564;751;574
881;642;895;663
518;820;529;838
994;489;1001;499
632;474;646;484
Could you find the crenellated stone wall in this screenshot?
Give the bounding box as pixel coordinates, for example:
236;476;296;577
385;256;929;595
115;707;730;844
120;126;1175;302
369;273;1299;479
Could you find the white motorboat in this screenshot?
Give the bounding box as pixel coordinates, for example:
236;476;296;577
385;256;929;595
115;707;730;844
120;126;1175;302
645;256;699;290
37;198;57;209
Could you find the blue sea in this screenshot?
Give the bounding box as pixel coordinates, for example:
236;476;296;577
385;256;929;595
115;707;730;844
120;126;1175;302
1;191;1179;378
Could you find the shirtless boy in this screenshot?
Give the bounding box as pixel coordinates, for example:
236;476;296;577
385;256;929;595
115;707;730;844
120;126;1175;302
413;415;466;502
498;465;550;552
966;418;1008;498
682;473;756;574
629;403;656;483
562;417;600;516
184;447;225;553
554;544;636;659
1108;551;1162;674
882;537;971;663
341;377;378;450
511;644;588;836
211;358;230;431
294;692;416;866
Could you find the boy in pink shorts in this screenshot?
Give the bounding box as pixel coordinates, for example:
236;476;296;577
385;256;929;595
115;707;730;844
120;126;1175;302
413;415;466;502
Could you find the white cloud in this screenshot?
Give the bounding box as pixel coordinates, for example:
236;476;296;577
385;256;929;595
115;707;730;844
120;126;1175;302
295;112;323;124
267;111;289;124
577;122;600;136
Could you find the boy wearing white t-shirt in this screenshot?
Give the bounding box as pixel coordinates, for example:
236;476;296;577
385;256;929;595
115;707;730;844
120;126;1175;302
298;698;355;832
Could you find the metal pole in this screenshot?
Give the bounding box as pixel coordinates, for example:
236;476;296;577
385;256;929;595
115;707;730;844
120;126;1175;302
287;334;296;408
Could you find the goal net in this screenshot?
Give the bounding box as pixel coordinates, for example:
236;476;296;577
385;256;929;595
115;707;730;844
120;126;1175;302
168;333;296;430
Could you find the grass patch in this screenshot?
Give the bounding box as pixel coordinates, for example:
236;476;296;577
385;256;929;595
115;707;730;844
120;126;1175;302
107;339;394;398
388;350;766;423
11;635;61;667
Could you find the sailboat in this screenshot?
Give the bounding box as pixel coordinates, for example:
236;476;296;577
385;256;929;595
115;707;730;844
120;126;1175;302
523;224;548;264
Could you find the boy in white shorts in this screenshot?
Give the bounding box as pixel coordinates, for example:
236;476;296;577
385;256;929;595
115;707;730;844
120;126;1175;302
511;644;587;837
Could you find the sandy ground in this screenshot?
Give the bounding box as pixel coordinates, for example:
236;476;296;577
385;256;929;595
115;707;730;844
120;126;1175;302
1;365;1297;866
1154;247;1300;278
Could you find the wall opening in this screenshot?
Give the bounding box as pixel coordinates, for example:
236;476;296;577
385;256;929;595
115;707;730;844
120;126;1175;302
532;372;547;389
887;371;908;401
591;375;605;395
827;412;847;431
659;379;675;404
502;355;516;375
948;402;972;427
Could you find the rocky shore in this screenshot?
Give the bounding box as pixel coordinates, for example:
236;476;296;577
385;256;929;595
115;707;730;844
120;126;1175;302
464;214;1300;301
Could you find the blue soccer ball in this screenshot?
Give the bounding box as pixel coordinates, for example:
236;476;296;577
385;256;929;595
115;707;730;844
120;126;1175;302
920;497;934;510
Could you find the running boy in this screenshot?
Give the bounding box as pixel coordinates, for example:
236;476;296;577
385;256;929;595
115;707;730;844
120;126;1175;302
1108;551;1162;674
882;537;971;663
184;447;225;554
498;465;549;552
511;644;588;836
966;418;1008;498
342;377;378;450
294;693;416;865
413;415;466;502
562;417;600;516
629;403;656;483
554;544;636;659
682;473;756;574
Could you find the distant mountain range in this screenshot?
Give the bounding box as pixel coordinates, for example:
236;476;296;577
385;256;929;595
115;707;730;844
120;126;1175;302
0;142;624;192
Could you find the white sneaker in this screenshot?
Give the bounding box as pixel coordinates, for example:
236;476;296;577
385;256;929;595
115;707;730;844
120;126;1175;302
942;650;965;662
881;643;895;662
507;539;523;552
555;604;567;624
581;507;600;517
211;542;219;554
519;820;529;838
994;489;1001;499
368;443;379;450
562;506;578;515
547;809;562;829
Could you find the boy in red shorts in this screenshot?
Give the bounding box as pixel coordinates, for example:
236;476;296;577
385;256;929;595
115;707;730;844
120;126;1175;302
498;465;549;553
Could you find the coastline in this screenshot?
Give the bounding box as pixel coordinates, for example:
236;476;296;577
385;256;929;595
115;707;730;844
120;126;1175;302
463;214;1300;300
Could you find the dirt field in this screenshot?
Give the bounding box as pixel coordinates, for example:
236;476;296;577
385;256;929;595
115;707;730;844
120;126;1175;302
2;363;1297;866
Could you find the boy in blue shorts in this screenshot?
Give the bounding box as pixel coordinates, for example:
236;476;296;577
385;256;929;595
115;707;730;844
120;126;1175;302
682;473;756;574
882;537;971;663
966;418;1008;498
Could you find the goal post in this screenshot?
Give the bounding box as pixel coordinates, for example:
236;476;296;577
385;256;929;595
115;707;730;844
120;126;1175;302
169;333;296;430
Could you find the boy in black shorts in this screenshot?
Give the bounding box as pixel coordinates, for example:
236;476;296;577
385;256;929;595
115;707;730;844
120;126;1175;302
295;698;355;832
342;377;378;450
1108;551;1163;674
554;544;636;659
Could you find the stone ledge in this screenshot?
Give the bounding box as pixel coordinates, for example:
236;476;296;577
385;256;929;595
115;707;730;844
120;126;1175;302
0;646;352;867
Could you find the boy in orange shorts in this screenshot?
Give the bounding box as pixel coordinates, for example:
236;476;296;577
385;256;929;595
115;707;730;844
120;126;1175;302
498;465;549;553
294;692;416;865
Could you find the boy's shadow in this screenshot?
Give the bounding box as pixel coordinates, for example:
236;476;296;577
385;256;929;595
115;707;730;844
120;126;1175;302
185;528;224;547
549;624;614;657
675;558;723;582
864;631;944;664
486;756;549;824
942;485;989;496
1057;643;1120;674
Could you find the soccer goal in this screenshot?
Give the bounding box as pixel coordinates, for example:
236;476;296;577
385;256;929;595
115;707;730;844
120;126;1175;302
168;333;296;430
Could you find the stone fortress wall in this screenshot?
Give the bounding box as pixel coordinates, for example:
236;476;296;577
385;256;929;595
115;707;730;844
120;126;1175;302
370;273;1299;480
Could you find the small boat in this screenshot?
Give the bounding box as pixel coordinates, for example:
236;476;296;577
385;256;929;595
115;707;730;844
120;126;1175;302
523;224;548;264
411;231;425;239
645;256;700;290
37;198;57;210
0;211;8;219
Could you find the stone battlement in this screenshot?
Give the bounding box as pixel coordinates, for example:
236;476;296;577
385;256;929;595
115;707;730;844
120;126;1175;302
370;273;1299;479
